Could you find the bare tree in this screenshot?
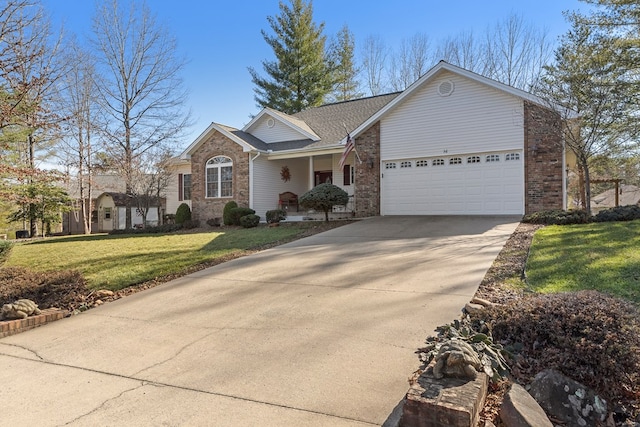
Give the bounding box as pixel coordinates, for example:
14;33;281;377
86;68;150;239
55;39;98;234
91;0;190;229
388;33;431;91
130;148;173;227
360;35;388;95
435;30;489;75
485;13;553;91
536;22;633;215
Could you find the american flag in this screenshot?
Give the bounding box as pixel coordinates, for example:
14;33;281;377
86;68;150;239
338;133;354;169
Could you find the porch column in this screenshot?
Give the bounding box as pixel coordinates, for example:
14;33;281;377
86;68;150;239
308;156;314;190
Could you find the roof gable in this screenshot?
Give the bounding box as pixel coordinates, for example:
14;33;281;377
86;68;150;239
243;108;320;143
348;61;552;142
181;122;268;159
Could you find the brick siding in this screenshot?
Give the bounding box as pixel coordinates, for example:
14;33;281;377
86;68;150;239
190;130;250;222
354;122;381;217
524;101;565;214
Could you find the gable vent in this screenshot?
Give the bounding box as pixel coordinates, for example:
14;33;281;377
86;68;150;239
438;80;454;97
266;118;275;128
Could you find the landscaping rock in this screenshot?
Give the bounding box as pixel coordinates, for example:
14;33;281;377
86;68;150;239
499;383;553;427
95;289;114;298
464;302;485;314
529;369;607;427
471;297;496;307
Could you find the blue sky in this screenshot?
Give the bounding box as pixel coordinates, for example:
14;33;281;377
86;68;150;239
42;0;587;148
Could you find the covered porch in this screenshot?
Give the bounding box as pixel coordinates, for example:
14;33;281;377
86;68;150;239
250;149;357;221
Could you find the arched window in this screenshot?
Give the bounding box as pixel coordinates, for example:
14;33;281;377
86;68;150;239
206;156;233;198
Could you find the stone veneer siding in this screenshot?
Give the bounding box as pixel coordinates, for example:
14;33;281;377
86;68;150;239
524;101;565;214
190;130;250;222
354;122;381;217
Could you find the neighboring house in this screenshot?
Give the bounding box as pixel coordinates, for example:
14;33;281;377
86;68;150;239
591;184;640;212
94;192;165;232
63;174;166;233
62;174;126;234
169;61;566;222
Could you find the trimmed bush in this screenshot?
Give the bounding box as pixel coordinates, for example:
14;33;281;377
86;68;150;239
593;204;640;222
522;209;590;225
109;224;183;235
265;209;287;224
299;183;349;222
223;201;238;226
175;203;192;224
0;240;13;265
239;214;260;228
229;207;255;226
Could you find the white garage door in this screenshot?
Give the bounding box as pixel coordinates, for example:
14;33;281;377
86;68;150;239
381;151;524;215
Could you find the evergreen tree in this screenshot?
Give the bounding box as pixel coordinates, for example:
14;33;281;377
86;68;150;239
328;25;362;102
249;0;332;114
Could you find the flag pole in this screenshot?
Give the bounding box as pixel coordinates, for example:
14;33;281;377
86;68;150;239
342;123;362;164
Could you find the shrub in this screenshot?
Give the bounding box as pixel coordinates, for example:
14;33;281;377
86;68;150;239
181;219;200;229
223;201;238;225
109;224;183;235
469;291;640;404
265;209;287;224
299;183;349;222
229;207;255;226
0;240;13;265
0;266;87;310
239;214;260;228
175;203;192;224
522;209;590;225
593;204;640;222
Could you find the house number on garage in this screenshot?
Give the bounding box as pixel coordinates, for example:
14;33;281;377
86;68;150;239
443;149;448;153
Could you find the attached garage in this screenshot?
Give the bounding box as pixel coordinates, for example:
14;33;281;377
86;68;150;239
381;151;524;215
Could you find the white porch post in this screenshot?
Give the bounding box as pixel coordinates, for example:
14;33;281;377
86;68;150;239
308;156;314;190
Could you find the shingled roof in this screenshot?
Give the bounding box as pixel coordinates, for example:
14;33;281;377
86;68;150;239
290;92;400;148
243;92;400;152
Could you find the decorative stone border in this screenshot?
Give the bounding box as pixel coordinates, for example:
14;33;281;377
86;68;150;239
0;309;66;338
401;369;488;427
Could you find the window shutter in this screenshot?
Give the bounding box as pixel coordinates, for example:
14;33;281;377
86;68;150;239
178;174;183;201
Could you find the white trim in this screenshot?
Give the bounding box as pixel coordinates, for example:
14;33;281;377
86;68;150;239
242;108;320;141
181;123;260;159
249;152;261;209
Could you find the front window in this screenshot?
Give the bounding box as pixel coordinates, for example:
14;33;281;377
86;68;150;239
206;156;233;198
104;207;112;220
180;173;192;201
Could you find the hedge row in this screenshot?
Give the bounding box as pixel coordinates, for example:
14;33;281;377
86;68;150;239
522;205;640;225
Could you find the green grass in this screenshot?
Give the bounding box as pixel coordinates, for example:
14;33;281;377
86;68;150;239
526;219;640;304
4;225;312;291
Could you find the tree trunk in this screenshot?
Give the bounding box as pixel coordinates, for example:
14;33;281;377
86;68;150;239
581;158;592;217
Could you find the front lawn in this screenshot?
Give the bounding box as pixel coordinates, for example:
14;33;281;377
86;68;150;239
526;219;640;304
5;223;331;291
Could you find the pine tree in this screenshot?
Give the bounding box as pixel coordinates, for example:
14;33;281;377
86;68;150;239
249;0;332;114
328;25;362;102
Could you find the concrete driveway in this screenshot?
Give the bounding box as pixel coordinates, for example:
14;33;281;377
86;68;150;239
0;216;519;426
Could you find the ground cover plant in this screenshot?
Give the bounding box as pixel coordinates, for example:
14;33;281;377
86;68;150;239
3;223;338;292
526;219;640;303
472;221;640;424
